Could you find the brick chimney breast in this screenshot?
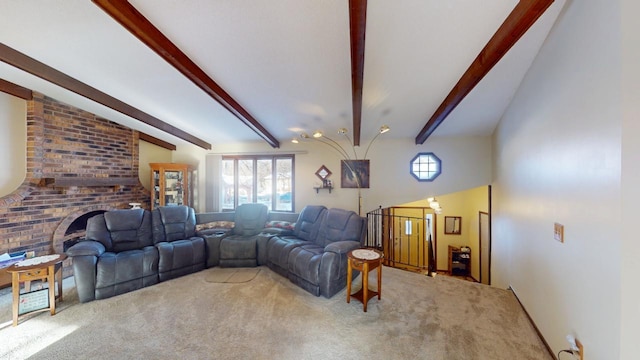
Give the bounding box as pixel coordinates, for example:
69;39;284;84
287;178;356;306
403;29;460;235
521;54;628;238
0;92;149;266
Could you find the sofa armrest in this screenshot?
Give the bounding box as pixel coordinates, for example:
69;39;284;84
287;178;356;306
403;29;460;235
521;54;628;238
324;240;360;255
66;240;106;257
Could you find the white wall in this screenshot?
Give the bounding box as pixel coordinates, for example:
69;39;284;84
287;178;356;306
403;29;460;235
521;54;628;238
620;0;640;358
492;0;622;358
197;136;491;215
0;92;26;196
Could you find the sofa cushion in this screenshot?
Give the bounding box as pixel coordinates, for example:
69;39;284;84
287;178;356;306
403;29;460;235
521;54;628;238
105;209;153;252
266;236;308;276
156;237;206;281
313;208;364;247
94;246;159;299
85;209;153;253
261;221;295;236
233;203;269;236
219;235;259;267
152;206;197;243
288;244;324;286
265;220;295;230
292;205;326;241
195;221;235;232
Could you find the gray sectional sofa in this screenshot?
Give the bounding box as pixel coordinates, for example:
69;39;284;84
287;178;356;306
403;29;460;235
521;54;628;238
66;203;367;303
200;203;367;298
67;206;204;303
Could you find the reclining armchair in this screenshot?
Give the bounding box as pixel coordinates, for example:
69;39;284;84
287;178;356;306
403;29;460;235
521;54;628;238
66;209;159;303
152;206;206;281
287;208;366;298
218;203;269;267
266;205;327;277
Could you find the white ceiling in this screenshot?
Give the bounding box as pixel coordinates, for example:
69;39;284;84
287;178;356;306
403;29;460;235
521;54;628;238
0;0;565;148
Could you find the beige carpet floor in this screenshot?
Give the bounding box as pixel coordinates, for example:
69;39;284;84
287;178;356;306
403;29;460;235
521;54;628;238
0;266;552;360
204;268;261;283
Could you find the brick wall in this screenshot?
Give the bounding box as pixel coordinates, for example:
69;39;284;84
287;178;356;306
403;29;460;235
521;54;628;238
0;92;149;259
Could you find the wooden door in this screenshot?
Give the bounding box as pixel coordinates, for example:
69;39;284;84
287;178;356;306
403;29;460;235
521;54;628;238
479;211;490;285
387;207;429;272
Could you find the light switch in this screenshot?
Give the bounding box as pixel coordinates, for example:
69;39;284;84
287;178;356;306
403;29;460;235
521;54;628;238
554;223;564;243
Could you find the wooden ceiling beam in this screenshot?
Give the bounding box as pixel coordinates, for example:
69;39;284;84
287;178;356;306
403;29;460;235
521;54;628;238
139;132;176;151
0;76;178;151
415;0;554;144
349;0;367;147
0;42;211;150
93;0;280;148
0;78;33;100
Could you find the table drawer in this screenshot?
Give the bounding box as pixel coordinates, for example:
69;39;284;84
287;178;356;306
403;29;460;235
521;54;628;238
20;268;50;281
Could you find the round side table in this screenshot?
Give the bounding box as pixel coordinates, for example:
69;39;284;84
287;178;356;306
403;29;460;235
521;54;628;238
347;248;383;312
6;254;67;326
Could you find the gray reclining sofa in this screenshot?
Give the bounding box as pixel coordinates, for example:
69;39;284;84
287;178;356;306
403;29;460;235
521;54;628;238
67;206;205;303
67;204;366;302
201;204;367;298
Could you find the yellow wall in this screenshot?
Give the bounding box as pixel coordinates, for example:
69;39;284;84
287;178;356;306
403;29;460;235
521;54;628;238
138;141;173;190
0;93;26;196
402;185;489;279
138;141;206;212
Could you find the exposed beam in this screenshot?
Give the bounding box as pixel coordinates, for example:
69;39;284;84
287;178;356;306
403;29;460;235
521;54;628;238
0;78;33;100
349;0;367;147
0;42;211;150
415;0;554;144
139;132;177;151
93;0;280;148
0;76;178;152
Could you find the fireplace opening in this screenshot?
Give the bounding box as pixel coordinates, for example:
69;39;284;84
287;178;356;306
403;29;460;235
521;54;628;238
62;210;107;252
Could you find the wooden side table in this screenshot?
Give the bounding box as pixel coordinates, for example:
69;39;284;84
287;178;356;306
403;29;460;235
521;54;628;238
6;254;66;326
347;249;383;312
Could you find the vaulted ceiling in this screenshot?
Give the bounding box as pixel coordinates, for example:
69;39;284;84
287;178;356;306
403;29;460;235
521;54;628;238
0;0;565;150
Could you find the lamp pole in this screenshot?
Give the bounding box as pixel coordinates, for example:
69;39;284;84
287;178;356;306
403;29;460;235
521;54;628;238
296;125;389;216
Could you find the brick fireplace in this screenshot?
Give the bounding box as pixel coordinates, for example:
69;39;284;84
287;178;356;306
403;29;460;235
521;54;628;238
0;92;150;272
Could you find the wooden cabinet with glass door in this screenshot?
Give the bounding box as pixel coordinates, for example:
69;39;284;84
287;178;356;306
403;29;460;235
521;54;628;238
150;163;194;210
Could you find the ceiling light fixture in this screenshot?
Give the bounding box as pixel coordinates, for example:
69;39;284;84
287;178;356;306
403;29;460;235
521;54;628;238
293;124;390;215
364;125;390;159
429;197;443;214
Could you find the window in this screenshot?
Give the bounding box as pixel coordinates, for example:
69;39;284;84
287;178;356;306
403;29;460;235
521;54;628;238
221;155;294;211
410;152;441;182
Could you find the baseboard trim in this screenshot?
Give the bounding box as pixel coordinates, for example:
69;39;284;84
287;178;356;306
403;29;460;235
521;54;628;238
508;285;556;360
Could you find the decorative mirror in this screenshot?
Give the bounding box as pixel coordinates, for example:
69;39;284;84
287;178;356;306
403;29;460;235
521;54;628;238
444;216;462;235
315;165;332;181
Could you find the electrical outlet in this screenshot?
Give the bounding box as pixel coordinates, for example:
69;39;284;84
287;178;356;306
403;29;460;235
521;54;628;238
576;339;584;360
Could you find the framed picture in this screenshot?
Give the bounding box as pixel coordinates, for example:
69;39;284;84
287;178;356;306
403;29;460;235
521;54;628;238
444;216;462;235
341;160;370;188
315;165;331;181
315;165;333;188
